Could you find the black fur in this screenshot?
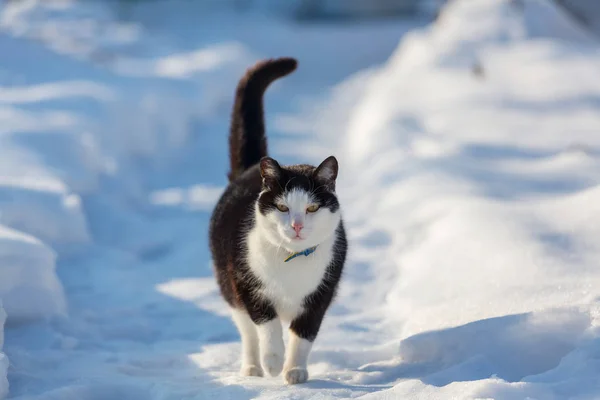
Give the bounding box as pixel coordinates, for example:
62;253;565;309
228;57;297;181
257;161;340;215
209;58;347;344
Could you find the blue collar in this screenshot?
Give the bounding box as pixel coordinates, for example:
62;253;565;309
284;246;317;262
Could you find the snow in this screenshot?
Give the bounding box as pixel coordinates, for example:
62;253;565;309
1;0;599;399
0;301;6;399
0;225;66;324
558;0;600;36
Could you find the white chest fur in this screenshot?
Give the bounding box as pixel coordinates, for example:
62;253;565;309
246;230;335;322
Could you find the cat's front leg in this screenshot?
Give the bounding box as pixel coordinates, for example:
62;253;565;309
284;310;325;384
283;329;312;384
240;288;285;377
255;317;285;376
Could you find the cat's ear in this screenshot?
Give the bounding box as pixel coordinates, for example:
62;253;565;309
313;156;338;189
260;157;282;188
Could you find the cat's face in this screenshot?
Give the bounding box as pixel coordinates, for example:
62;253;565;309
256;156;341;252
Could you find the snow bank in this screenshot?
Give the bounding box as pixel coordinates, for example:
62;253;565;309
0;225;66;324
0;1;249;394
0;180;89;247
277;0;600;397
0;0;140;61
0;0;255;281
0;70;88;354
0;302;6;400
0;0;256;326
0;77;94;329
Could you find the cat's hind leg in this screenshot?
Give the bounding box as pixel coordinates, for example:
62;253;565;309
231;308;263;377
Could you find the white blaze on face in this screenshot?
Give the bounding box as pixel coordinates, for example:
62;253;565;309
269;188;311;243
285;188;310;230
257;187;341;253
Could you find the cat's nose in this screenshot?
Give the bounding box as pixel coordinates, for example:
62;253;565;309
292;221;304;234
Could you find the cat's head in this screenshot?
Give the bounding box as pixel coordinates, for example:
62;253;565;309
256;156;341;252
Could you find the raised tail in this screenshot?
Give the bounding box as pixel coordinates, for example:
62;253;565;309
228;57;297;181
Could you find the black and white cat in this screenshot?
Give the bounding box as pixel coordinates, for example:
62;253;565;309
209;57;347;385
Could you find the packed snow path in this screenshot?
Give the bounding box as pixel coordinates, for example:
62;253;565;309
3;1;600;399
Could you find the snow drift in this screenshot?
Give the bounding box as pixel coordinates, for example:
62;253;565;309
0;302;6;399
274;0;600;397
0;226;66;324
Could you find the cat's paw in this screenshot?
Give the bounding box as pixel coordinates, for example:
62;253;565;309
284;367;308;384
240;365;263;377
262;352;284;377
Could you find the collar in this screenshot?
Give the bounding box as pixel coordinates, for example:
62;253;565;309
284;246;317;263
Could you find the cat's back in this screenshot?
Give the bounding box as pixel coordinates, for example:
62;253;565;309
209;165;261;262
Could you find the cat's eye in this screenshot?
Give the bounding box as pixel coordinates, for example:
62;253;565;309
276;204;289;212
306;204;320;213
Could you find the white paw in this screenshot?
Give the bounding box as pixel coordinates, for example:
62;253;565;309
262;352;284;377
284;367;308;384
240;364;263;377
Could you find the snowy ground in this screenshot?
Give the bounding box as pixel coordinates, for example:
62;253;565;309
1;0;600;399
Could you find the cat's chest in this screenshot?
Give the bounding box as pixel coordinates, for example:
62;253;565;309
246;236;333;320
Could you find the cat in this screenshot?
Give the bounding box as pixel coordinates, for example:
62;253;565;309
209;57;347;385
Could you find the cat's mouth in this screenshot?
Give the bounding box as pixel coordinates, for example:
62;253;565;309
289;230;306;241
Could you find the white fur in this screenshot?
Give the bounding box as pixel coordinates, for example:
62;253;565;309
284;330;312;384
231;309;262;376
260;188;341;253
247;192;339;320
256;318;285;376
314;158;337;182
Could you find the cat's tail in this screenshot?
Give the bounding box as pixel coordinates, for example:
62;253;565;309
228;57;297;181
